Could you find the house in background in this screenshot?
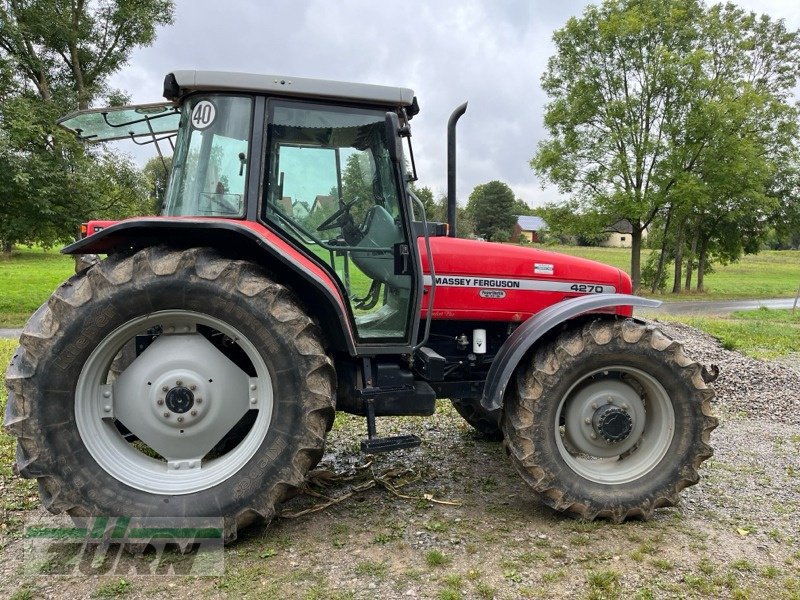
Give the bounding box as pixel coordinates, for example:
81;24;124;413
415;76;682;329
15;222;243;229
599;219;647;248
514;215;547;242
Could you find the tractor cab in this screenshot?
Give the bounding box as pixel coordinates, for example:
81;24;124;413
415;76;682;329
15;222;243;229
59;71;428;347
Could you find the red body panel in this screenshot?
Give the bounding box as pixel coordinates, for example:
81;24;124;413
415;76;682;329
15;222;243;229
418;237;632;320
82;218;348;316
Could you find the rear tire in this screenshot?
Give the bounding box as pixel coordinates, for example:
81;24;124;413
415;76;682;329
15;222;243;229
4;247;336;542
502;318;716;521
451;398;503;440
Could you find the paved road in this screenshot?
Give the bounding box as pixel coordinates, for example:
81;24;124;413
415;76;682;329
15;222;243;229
0;298;794;340
639;297;797;316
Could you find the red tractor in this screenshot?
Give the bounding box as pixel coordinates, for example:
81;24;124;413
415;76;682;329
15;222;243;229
5;71;716;542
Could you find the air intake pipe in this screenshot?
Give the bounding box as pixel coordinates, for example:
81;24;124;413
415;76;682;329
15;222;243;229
447;102;468;238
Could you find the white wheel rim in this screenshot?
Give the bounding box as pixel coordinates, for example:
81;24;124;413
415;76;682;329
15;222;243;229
75;310;273;495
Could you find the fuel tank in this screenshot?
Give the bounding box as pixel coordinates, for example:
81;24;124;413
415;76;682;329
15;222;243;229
418;237;632;321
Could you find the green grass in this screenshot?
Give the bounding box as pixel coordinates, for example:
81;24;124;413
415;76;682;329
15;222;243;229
670;308;800;359
543;245;800;300
0;246;74;327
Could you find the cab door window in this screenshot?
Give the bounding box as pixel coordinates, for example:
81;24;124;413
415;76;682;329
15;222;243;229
263;100;413;343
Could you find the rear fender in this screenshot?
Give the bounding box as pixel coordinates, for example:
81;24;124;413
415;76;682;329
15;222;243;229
480;294;660;411
62;218;357;355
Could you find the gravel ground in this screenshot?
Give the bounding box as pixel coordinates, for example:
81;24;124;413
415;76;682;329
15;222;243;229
1;319;799;599
652;319;800;426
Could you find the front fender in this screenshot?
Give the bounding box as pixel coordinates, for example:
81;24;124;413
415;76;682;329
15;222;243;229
480;294;660;411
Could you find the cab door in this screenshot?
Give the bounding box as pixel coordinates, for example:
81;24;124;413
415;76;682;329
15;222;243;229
261;99;421;351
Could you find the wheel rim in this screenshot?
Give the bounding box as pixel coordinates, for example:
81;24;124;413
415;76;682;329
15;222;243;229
555;366;674;485
75;310;273;495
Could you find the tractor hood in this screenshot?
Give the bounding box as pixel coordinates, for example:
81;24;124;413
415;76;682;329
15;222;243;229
418;237;631;321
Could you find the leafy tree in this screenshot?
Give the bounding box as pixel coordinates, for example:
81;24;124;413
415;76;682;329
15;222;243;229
532;0;800;291
409;184;443;222
466;180;517;241
0;0;175;249
143;155;173;213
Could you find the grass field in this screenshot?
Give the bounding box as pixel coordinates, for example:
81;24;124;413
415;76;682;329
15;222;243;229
671;308;800;359
0;247;74;328
549;245;800;300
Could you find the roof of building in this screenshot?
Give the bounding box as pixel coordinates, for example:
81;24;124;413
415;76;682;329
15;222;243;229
605;219;633;234
516;215;547;231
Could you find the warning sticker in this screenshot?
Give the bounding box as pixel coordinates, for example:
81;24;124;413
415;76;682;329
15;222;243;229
534;263;554;275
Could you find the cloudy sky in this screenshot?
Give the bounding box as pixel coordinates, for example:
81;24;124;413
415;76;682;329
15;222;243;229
108;0;799;209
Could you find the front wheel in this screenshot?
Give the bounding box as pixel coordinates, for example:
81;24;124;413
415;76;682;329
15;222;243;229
5;247;335;541
502;318;717;521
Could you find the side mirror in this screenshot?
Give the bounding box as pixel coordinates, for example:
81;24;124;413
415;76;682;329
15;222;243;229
385;112;404;164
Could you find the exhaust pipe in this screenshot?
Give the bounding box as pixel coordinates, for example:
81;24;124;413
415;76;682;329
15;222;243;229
447;102;468;238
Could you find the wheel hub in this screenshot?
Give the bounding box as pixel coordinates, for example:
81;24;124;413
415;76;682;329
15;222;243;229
165;386;194;413
592;404;633;443
563;378;646;458
150;372;210;430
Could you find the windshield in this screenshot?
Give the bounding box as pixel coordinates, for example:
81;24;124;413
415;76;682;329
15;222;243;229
58;103;180;142
163;95;253;217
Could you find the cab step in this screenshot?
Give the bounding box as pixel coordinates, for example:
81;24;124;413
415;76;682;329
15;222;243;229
361;434;422;454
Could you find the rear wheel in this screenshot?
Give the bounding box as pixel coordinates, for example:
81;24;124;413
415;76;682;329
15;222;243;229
451;398;502;440
502;319;717;521
4;247;335;541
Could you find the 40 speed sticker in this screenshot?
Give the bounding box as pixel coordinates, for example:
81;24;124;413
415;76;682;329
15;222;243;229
191;100;216;130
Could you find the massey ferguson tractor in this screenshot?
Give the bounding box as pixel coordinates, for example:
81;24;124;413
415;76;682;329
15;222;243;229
5;71;717;542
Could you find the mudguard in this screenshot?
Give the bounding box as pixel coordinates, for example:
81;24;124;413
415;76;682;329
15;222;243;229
62;217;358;355
480;294;661;411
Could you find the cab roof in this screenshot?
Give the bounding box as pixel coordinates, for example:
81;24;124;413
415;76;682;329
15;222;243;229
164;70;416;108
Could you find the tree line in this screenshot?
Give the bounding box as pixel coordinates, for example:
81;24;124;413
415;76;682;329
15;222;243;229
0;0;174;251
531;0;800;292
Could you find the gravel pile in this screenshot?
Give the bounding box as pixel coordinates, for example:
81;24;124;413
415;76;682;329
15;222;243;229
650;319;800;426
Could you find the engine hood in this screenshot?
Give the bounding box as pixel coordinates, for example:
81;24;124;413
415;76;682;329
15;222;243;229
418;237;631;321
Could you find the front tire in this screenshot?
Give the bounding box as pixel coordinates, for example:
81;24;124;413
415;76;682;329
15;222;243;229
4;247;335;541
502;318;717;521
451;398;503;440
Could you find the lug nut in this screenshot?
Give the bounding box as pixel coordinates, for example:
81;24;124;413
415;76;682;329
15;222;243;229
162;385;169;392
591;402;597;410
157;399;164;405
163;412;170;418
190;410;198;416
621;404;629;410
196;398;203;404
190;384;197;391
590;433;597;439
176;380;183;386
584;417;591;424
103;405;111;413
177;416;184;423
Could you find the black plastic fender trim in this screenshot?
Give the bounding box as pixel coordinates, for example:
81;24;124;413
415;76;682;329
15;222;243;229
480;294;661;411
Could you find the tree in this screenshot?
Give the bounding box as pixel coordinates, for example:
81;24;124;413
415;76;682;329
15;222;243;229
409;184;443;222
143;155;173;213
466;180;517;241
532;0;800;291
0;1;175;249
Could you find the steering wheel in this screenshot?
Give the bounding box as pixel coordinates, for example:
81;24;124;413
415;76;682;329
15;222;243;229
316;197;360;232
